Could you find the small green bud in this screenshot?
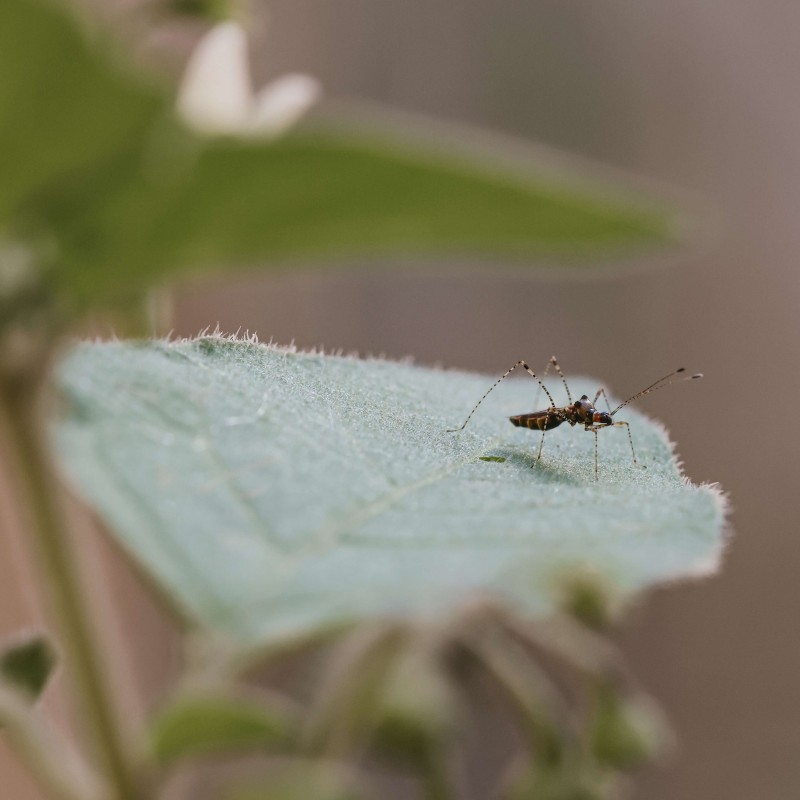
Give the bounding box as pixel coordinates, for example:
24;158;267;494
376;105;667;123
0;631;57;701
590;684;665;769
557;569;618;630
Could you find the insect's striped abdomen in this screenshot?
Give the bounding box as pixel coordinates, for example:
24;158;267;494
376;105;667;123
509;411;566;432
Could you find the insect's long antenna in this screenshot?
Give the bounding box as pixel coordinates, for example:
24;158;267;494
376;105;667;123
447;360;556;432
611;368;703;416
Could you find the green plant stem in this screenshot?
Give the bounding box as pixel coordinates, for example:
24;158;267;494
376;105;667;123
0;686;104;800
460;621;568;757
0;387;139;800
302;623;406;757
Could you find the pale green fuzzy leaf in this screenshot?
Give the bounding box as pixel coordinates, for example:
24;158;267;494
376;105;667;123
55;338;724;645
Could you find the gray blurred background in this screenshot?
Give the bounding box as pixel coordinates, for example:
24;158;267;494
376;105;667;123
3;1;800;797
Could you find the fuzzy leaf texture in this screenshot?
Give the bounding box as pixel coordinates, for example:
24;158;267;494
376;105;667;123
3;0;677;313
55;338;725;645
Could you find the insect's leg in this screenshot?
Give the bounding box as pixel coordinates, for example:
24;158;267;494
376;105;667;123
448;360;556;433
535;416;549;465
535;355;573;408
584;424;604;480
532;358;553;410
587;421;641;476
593;387;612;413
549;356;573;405
613;420;640;468
584;425;608;480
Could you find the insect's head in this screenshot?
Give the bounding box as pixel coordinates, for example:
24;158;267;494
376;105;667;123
593;410;614;426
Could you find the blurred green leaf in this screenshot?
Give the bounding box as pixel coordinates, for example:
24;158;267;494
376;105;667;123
38;131;674;310
55;337;724;645
4;3;678;315
0;632;57;701
0;0;162;224
148;691;292;765
165;0;233;20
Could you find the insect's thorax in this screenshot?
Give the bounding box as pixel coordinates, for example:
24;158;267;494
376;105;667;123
570;396;595;425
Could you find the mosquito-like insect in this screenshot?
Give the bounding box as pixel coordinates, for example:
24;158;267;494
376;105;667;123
447;357;702;480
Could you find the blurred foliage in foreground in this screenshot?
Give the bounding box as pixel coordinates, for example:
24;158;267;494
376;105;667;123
0;0;676;317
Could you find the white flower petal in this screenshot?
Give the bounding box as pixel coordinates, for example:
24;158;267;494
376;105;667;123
249;73;322;137
176;22;253;135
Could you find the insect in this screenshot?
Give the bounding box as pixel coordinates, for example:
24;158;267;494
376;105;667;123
447;356;702;480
